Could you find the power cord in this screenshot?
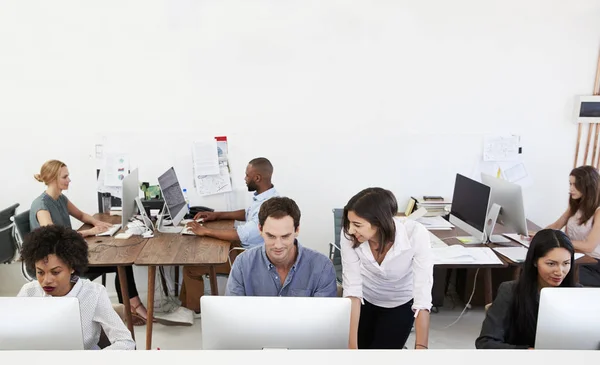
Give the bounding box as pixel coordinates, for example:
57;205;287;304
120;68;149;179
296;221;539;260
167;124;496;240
441;267;480;329
88;237;146;254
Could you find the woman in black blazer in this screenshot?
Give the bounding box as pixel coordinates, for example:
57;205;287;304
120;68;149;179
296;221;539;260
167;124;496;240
475;229;577;349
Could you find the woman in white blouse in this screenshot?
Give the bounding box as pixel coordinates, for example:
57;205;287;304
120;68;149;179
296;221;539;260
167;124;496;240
341;188;433;349
17;225;135;350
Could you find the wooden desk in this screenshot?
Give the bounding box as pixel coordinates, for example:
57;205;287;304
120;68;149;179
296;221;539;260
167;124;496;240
134;220;234;350
83;214;148;341
430;218;598;304
430;228;506;305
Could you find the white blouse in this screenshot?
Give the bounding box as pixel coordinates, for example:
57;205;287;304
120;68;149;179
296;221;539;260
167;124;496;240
17;279;135;350
341;216;434;311
566;208;600;260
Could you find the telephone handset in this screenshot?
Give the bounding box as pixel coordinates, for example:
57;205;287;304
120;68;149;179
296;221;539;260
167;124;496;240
185;206;214;219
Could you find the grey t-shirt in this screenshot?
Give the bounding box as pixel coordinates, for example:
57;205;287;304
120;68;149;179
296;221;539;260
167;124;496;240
29;192;72;230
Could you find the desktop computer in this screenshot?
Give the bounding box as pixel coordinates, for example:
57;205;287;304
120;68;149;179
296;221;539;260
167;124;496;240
0;297;84;350
449;173;492;244
481;173;528;243
156;167;189;233
201;296;351;350
535;287;600;350
122;168;139;228
97;168;140;237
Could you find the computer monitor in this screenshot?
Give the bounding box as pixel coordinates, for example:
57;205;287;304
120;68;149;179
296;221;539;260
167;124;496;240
0;297;84;350
156;167;189;233
122;168;139;229
449;173;492;244
481;173;528;239
201;296;351;350
536;287;600;350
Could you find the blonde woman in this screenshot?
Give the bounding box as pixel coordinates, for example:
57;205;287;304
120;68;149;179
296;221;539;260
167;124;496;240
29;160;149;325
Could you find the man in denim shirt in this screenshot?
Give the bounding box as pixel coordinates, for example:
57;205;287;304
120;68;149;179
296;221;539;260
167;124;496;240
181;157;280;312
225;197;337;297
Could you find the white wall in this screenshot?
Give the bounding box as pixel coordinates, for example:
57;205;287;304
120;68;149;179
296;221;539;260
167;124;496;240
1;0;600;296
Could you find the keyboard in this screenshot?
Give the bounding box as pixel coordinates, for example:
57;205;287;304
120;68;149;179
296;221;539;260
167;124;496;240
429;232;448;248
96;224;122;237
181;226;197;236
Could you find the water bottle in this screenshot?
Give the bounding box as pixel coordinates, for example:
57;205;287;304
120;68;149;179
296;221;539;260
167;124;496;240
182;188;190;209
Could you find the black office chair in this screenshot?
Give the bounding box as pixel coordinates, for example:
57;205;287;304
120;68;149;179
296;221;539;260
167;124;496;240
12;209;35;281
0;203;20;264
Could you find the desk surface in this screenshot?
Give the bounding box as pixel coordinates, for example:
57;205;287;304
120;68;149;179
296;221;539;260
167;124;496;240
431;218;597;266
4;350;599;363
84;214;148;266
134;220;234;266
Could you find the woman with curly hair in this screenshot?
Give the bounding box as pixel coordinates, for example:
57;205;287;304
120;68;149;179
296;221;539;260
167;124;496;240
18;225;135;350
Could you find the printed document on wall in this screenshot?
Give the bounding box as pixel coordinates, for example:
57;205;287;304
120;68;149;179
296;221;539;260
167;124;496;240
192;139;220;176
97;169;123;199
195;162;233;196
483;134;520;162
103;153;129;187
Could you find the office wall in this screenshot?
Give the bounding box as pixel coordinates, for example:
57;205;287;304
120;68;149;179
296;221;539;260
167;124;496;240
1;0;599;296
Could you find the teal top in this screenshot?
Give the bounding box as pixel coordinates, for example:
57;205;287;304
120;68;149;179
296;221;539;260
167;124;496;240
29;192;71;230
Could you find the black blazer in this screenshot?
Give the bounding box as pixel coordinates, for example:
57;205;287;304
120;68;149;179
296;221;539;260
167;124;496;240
475;280;530;349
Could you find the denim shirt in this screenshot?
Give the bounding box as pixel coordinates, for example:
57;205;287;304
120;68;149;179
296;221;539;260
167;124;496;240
225;240;337;297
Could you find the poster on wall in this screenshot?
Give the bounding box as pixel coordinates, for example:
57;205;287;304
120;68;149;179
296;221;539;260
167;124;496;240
103;153;130;187
192;136;233;196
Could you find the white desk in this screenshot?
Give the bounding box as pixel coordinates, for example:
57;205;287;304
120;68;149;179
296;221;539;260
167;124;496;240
3;350;599;363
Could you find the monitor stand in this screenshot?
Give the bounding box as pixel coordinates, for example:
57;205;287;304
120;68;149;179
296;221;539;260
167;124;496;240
156;204;183;234
484;203;511;244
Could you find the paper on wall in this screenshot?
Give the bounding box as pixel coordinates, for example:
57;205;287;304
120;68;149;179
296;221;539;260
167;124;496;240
192;139;220;176
103;153;129;187
97;169;122;199
483;134;520;162
195;162;233;196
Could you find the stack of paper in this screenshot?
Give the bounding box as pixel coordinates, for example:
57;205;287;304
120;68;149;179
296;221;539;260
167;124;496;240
493;246;585;263
432;246;504;265
417;216;454;230
429;232;448;248
492;247;528;263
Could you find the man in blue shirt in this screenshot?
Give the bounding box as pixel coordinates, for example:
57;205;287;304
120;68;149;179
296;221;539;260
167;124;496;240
225;197;337;297
181;157;280;312
187;157;279;248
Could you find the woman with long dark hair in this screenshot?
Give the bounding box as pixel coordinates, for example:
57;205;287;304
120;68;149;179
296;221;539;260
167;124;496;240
476;229;577;349
546;165;600;287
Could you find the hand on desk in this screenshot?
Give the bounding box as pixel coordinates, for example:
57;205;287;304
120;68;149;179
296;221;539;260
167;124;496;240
186;221;208;236
193;211;219;222
80;225;108;237
95;221;114;231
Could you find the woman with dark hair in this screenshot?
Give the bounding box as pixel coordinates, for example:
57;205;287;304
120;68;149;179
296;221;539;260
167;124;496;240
340;188;433;350
18;225;135;350
546;165;600;287
476;229;577;349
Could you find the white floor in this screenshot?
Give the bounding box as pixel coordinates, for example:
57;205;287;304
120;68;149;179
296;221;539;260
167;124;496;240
131;302;485;350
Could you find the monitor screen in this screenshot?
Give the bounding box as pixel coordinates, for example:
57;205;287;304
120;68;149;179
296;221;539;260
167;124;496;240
450;174;490;232
158;167;187;223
